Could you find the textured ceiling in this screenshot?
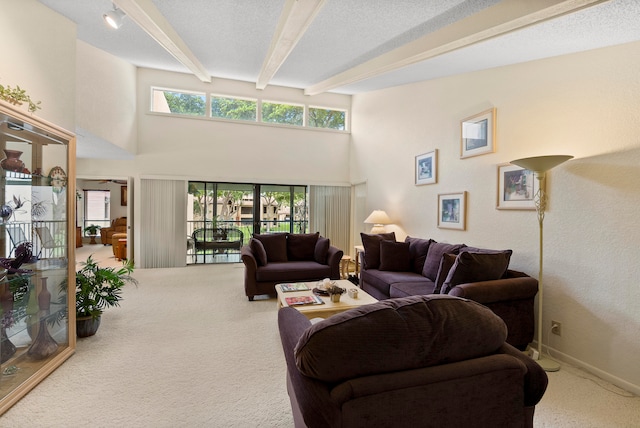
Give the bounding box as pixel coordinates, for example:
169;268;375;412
38;0;640;94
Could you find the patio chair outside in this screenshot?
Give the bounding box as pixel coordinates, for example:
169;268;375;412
6;224;29;257
34;226;66;258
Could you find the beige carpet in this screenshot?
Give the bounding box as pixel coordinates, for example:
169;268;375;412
1;246;638;427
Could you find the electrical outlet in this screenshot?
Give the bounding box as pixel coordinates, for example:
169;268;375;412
551;321;561;336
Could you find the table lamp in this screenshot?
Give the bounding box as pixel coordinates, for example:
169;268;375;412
364;210;391;234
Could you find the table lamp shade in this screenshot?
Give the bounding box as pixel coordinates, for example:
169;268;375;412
364;210;391;234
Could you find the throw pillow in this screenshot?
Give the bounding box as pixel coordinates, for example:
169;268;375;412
379;240;411;271
250;238;268;266
433;253;458;294
404;236;434;274
440;251;513;294
253;233;288;263
422;242;465;281
461;247;513;278
360;232;396;270
287;232;320;261
314;237;330;264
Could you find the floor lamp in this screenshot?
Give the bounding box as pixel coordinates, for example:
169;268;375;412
510;155;573;372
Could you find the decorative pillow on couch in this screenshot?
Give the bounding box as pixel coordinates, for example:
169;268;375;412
440;250;513;294
404;236;434;274
250;238;268;266
360;232;396;269
422;242;465;281
379;240;411;271
253;233;288;263
314;237;330;264
287;232;320;261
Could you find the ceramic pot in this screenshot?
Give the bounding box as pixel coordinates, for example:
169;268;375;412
76;316;101;338
0;149;25;172
330;294;341;303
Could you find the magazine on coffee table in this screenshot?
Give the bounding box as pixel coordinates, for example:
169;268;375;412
285;295;324;306
279;283;310;292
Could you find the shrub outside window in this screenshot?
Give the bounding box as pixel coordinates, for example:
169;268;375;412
309;107;346;130
261;101;304;126
211;95;257;121
151;88;206;116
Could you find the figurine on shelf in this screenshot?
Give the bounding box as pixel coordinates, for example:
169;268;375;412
0;242;33;277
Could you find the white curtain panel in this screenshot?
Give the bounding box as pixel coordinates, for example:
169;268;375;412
139;179;187;268
309;185;350;255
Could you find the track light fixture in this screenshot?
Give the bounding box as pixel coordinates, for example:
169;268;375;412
103;5;126;30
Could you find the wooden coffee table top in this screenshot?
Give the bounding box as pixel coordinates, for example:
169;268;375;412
276;279;378;319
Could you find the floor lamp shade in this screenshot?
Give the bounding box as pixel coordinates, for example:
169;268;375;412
510;155;573;372
364;210;392;234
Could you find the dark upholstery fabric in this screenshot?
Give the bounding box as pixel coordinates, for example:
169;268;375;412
314;237;330;264
422;242;465;280
389;280;436;298
433;253;458;293
287;232;319;261
294;295;507;383
404;236;434;274
254;233;288;263
379;240;411;271
360;232;396;269
249;238;268;266
255;261;333;282
360;269;425;300
441;251;512;294
461;247;514;278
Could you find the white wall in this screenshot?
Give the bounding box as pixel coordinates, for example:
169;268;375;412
0;0;76;130
350;41;640;393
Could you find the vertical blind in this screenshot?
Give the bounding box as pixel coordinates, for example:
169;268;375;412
309;185;350;255
139;179;187;268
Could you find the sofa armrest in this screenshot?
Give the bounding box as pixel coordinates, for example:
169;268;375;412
326;245;344;279
447;275;538;305
497;343;548;407
240;245;258;271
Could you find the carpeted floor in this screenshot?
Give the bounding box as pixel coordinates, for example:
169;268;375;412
1;245;639;426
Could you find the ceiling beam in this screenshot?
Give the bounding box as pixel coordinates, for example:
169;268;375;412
304;0;609;95
115;0;211;83
256;0;326;90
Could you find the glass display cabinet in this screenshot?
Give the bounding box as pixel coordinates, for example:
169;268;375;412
0;101;75;414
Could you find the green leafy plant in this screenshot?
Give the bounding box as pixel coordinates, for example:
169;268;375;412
62;256;138;320
84;224;101;235
326;284;345;295
0;83;41;112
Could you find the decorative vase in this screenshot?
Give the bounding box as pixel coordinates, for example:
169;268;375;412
38;277;51;313
0;327;17;363
26;318;58;360
330;294;341;303
76;316;101;338
0;149;25;172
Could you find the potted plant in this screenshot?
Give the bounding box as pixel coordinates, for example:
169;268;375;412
326;284;345;302
83;224;101;244
62;255;138;337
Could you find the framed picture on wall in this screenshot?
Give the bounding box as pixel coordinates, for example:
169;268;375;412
437;191;466;230
415;150;437;185
497;163;539;210
460;108;496;158
121;186;127;206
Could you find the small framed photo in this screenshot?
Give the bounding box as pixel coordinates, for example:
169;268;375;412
497;163;539;210
415;150;437;185
460;108;496;159
121;185;128;206
438;191;467;230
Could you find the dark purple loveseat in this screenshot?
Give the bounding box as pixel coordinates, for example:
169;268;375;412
279;295;548;428
241;232;343;301
359;233;538;350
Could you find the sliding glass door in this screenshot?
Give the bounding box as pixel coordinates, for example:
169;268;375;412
187;182;308;264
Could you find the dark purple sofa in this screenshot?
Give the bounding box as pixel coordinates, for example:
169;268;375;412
359;233;538;350
241;232;343;301
279;295;548;428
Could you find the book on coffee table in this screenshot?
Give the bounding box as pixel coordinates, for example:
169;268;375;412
279;283;310;292
285;295;324;306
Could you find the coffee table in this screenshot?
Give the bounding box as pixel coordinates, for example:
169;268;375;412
276;279;378;319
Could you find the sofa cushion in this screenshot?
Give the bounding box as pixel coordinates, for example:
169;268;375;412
441;251;513;294
254;233;288;263
256;261;332;282
250;238;268;266
404;236;434;274
379;240;411;271
361;269;425;300
461;247;513;278
360;232;396;269
433;253;458;294
294;295;508;383
314;237;330;264
287;232;319;261
422;242;465;281
389;280;436;298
